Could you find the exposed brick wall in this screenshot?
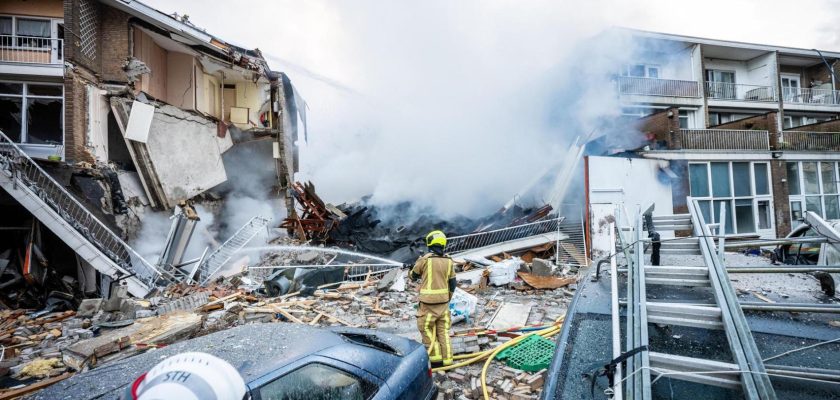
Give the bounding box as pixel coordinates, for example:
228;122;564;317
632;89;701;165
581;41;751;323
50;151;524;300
786;118;840;132
770;160;791;238
63;66;97;164
99;5;132;83
637;107;680;149
780;62;839;90
64;0;101;73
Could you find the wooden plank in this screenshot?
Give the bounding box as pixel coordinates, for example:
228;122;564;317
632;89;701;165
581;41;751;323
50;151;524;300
274;308;304;324
0;372;73;400
314;309;358;328
517;272;576;290
309;313;323;326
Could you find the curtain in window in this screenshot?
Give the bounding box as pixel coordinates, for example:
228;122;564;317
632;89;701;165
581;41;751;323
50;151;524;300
16;19;50;37
0;17;12;35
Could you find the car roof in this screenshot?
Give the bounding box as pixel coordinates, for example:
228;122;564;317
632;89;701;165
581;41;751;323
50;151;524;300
30;323;350;400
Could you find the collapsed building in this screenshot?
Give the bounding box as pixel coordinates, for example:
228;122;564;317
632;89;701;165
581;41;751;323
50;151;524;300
0;0;306;305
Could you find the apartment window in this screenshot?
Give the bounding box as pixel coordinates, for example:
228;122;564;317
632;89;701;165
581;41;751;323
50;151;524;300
781;74;801;101
705;70;736;100
678;110;690;129
787;161;840;221
0;81;63;145
0;15;55;47
689;161;773;234
621;64;660;78
621;107;655;118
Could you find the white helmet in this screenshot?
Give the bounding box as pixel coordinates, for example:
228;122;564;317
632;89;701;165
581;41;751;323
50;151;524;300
128;352;246;400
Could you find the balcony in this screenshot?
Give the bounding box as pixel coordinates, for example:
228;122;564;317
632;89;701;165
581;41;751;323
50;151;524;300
779;131;840;151
705;82;777;102
616;76;701;98
0;35;63;65
782;87;840;106
679;129;770;150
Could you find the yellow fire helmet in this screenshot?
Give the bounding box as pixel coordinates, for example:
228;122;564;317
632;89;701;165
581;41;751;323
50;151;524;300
425;230;447;248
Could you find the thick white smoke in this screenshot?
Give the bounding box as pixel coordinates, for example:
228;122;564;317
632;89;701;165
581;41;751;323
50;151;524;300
140;0;840;220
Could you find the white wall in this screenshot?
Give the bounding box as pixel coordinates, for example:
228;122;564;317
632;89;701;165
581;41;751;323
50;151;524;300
746;52;776;87
588;156;674;257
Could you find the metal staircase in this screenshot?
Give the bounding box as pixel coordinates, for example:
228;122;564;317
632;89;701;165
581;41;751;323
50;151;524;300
0;131;167;297
616;201;776;399
196;215;269;285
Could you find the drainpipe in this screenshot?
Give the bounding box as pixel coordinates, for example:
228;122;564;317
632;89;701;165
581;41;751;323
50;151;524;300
812;49;837;90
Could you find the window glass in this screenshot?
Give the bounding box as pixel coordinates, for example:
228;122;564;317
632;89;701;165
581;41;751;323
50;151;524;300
711;162;731;197
786;162;800;195
806;196;823;217
697;200;712;224
258;363;374;400
0;97;23;142
16;18;50;37
753;163;769;196
802;162;819;194
0;17;12;36
734;198;755;233
647;66;659;78
0;82;23;95
713;200;734;234
757;200;771;229
709;113;721;126
689;164;709;197
628;64;645;77
25;98;62;144
27;84;62;97
678;110;689;129
821;162;837;194
825;195;840;220
732;162;751;197
790;201;803;221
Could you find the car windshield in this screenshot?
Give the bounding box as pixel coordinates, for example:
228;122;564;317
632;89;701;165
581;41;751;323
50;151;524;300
258;362;373;400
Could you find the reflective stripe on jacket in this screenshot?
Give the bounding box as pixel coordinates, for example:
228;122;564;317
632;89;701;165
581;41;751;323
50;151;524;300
411;253;454;304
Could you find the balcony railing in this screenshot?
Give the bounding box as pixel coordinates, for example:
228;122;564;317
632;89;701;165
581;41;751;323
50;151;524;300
705;82;777;102
616;76;701;98
782;87;840;106
779;131;840;151
0;35;63;65
679;129;770;150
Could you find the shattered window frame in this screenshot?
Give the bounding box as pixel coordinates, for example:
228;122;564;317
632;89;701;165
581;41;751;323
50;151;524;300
688;161;774;234
787;161;840;221
0;80;63;146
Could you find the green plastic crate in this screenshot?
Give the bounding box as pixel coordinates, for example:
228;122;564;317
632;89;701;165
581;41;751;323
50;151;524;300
496;335;556;372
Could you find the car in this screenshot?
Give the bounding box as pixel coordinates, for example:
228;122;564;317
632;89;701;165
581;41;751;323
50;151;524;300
31;323;438;400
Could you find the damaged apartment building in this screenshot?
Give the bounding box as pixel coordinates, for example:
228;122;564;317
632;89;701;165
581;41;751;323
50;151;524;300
587;29;840;255
0;0;306;307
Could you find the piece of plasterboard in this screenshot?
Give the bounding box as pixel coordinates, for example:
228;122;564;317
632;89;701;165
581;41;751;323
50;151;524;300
124;101;155;143
487;303;531;331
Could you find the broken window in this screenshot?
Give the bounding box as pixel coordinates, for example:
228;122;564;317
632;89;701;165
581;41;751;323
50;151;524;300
713;200;734;234
258;363;374;400
0;82;63;146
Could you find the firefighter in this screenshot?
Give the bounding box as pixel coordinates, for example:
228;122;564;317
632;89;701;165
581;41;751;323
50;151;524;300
410;230;456;366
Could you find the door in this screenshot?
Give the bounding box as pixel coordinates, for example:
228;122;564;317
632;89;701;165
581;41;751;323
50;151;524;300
781;75;800;102
50;20;63;63
706;70;736;99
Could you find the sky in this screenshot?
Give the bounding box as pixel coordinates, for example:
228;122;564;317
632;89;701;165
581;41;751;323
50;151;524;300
142;0;840;217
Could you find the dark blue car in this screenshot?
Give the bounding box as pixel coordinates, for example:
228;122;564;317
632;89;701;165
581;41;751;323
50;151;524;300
31;323;438;400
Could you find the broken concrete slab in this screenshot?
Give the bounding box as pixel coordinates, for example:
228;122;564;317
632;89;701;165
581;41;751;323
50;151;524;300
75;299;103;318
530;258;552;276
376;268;401;292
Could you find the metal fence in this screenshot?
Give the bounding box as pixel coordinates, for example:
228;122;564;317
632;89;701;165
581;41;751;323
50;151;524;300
679;129;770;150
0;35;63;64
705;81;776;102
446;217;564;254
616;76;701;98
783;87;840;106
780;131;840;151
0;131;164;286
